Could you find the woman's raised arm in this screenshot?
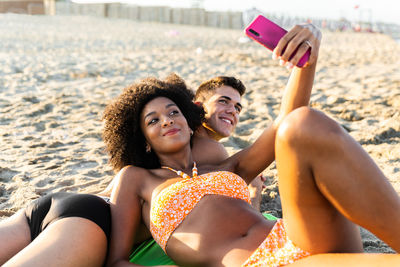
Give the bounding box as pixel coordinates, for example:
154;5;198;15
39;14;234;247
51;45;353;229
228;24;321;183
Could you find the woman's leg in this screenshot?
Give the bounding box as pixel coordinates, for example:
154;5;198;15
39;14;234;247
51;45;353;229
288;253;400;267
3;217;107;267
0;210;31;265
275;107;400;253
2;193;110;266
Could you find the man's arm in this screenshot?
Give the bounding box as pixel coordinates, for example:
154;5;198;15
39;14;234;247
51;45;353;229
193;134;266;210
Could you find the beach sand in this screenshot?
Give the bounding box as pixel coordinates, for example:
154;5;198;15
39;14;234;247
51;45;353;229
1;14;399;253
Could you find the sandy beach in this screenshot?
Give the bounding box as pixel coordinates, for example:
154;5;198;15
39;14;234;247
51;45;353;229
1;14;399;253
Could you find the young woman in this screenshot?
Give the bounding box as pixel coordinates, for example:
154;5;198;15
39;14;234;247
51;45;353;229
104;72;400;267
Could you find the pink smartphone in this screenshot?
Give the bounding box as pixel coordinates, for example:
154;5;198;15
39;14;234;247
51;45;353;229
245;15;310;67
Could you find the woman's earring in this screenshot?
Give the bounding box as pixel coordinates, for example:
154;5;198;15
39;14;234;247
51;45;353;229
190;130;194;136
146;143;151;153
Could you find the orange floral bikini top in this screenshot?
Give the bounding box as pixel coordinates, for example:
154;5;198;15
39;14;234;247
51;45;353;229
150;164;251;251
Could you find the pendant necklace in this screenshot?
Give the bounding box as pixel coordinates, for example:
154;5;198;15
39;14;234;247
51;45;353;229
162;162;198;179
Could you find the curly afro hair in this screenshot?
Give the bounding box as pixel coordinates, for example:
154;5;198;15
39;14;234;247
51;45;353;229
102;73;205;172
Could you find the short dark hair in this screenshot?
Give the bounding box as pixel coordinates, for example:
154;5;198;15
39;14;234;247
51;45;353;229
195;76;246;102
102;73;205;172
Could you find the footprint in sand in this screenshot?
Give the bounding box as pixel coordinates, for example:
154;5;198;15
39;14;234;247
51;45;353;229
361;127;400;145
235;121;260;136
0;167;19;181
57;179;74;186
239;110;257;121
386;95;400;108
44;164;61;170
33;121;46;132
81;132;102;140
0;98;11;108
28;143;47;149
375;128;400;143
66;160;99;171
47;141;65;148
0;184;5;197
230;136;251;149
48;122;60;128
28;155;52;165
0;117;12;125
34;178;54;188
360;228;395;253
338;110;364;122
26;103;54;118
84;170;103;178
22;96;40;104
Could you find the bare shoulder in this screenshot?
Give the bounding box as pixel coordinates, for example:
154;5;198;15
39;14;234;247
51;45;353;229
117;165;147;179
192;136;229;164
113;165;153;192
98;166;148;197
117;165;168;201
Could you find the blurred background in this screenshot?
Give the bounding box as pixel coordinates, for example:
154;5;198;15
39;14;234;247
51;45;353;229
0;0;399;41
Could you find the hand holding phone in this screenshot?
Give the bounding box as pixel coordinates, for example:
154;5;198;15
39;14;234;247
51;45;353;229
245;15;311;68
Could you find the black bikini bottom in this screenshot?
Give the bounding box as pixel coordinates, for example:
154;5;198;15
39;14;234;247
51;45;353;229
24;192;111;243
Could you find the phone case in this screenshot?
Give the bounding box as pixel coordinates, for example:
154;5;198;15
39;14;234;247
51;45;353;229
245;15;310;67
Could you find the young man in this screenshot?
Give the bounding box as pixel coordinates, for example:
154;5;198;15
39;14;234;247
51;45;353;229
192;76;266;209
192;76;245;162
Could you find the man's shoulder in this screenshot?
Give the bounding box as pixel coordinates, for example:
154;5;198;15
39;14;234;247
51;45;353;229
192;135;229;164
193;134;219;143
192;135;225;149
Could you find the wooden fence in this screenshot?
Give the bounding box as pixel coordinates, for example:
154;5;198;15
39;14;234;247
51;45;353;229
0;0;55;15
55;3;244;29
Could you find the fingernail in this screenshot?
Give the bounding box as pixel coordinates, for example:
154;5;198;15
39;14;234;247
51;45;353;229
286;63;294;70
272;53;278;60
279;59;285;66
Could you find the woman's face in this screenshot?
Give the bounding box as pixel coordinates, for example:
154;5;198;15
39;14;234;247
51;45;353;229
140;97;191;154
